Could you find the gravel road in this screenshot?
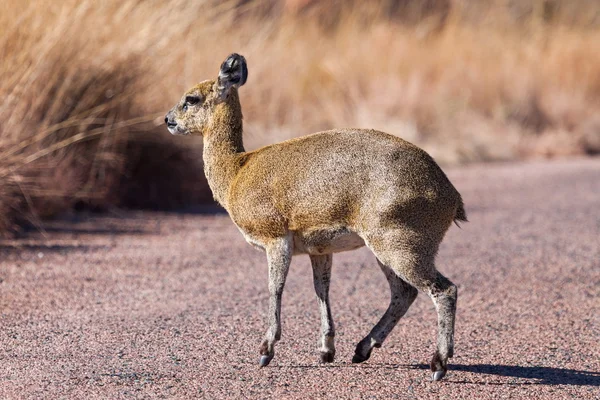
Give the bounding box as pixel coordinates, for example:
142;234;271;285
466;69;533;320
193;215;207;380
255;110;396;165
1;159;599;399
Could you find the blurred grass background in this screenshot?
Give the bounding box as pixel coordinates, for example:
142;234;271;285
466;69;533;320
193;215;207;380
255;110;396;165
1;0;599;235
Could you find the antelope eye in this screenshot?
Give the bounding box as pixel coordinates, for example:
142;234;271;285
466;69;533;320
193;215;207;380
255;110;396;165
185;96;201;106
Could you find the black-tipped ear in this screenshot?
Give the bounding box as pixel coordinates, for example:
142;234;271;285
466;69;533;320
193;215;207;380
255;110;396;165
217;53;248;96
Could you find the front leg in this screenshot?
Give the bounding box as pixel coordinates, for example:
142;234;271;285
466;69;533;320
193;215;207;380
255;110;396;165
310;254;336;363
259;235;292;367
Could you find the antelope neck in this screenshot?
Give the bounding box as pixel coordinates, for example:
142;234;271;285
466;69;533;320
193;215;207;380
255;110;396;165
201;98;245;208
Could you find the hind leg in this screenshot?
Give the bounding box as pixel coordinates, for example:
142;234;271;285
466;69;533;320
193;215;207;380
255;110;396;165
365;233;457;381
428;271;457;381
352;259;418;363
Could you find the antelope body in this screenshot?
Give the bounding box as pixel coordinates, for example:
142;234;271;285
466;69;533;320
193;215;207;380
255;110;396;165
165;54;467;381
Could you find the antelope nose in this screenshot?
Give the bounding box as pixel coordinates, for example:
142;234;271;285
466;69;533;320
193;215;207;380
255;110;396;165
165;115;177;128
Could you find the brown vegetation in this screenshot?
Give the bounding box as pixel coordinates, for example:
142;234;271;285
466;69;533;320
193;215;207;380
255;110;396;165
1;0;599;234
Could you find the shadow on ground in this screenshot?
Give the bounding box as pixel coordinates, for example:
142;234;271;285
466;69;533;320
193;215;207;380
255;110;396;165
271;362;599;386
1;205;225;252
176;204;226;215
0;243;112;252
408;363;600;386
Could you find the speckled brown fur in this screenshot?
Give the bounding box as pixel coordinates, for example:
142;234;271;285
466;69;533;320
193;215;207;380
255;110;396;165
165;54;467;380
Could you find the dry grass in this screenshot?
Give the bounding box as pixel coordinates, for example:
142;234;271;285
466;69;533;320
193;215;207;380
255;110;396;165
1;0;599;234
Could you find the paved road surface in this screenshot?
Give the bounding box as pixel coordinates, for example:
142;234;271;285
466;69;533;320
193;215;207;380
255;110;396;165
1;159;599;399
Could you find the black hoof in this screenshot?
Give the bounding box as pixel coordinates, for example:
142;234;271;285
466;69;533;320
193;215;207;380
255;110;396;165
430;352;448;381
259;354;273;367
432;370;446;381
320;351;335;363
351;349;372;364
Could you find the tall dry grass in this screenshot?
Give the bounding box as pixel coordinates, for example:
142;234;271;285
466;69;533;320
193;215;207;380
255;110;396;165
1;0;599;234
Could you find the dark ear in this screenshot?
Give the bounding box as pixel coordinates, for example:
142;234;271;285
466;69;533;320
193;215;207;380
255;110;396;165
217;53;248;97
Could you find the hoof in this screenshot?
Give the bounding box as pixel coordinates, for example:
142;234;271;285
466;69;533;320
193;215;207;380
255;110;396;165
431;370;446;381
320;351;335;363
351;349;372;364
259;354;273;367
430;352;447;381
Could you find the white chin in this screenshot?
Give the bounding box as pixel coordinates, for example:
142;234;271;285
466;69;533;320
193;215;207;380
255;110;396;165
168;126;180;135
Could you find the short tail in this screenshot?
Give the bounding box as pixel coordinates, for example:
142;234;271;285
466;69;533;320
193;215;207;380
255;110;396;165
454;196;468;227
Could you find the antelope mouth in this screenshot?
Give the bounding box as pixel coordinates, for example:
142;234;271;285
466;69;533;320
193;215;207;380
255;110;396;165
168;125;188;136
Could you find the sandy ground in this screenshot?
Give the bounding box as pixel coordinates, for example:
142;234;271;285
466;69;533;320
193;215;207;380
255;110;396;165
0;158;599;399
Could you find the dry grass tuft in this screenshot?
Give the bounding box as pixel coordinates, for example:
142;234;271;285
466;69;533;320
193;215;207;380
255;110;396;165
1;0;600;234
